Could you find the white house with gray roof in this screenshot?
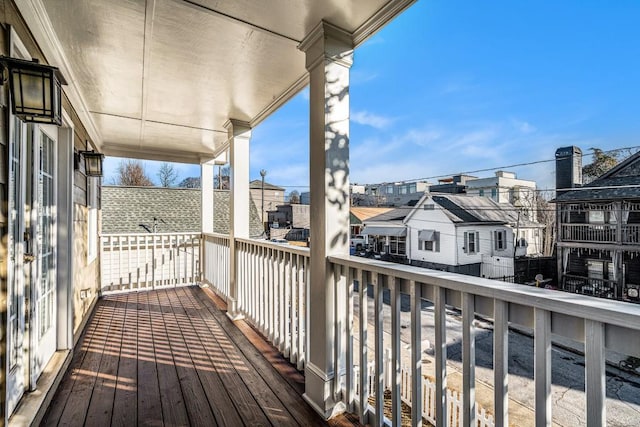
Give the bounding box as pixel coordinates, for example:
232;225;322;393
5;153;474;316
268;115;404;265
361;193;544;279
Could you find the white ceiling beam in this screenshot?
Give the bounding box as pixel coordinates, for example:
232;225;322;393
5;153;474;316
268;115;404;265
178;0;301;44
102;143;210;165
139;0;158;147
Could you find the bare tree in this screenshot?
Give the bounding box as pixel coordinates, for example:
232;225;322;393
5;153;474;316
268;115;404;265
116;160;153;186
178;177;200;188
536;191;556;256
288;190;300;204
157;162;178;187
214;166;230;189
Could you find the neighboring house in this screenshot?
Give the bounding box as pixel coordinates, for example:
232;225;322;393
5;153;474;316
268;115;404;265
465;171;537;220
361;193;544;279
249;179;285;225
102;186;264;237
361;208;410;258
554;147;640;303
350;207;393;236
405;194;524;279
267;204;310;240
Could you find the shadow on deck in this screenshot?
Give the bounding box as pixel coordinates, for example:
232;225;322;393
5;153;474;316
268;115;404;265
41;286;359;426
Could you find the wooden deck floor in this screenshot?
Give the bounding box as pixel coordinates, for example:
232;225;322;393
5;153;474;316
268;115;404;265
41;286;359;427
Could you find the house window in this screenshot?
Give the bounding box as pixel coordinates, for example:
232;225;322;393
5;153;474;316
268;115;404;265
464;231;479;254
479;189;484;196
588;209;616;224
424;204;434;210
589;210;605;224
388;236;406;255
419;230;440;252
491;188;497;199
494;229;506;251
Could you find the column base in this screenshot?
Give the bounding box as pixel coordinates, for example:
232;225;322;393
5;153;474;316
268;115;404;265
226;297;245;321
303;363;347;420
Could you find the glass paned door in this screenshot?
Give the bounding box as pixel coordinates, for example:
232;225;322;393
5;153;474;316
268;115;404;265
7;117;27;415
30;126;58;388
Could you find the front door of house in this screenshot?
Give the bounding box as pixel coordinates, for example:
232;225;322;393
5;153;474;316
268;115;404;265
29;125;58;389
6;122;59;415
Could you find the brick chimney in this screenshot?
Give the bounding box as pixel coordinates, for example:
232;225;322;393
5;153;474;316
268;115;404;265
555;146;582;195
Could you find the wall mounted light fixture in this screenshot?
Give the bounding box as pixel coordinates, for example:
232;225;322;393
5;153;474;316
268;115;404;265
80;140;105;177
0;56;67;125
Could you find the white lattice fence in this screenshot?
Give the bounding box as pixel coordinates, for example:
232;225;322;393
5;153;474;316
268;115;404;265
355;353;494;427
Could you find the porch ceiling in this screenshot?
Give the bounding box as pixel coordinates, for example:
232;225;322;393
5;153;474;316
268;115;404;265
18;0;415;163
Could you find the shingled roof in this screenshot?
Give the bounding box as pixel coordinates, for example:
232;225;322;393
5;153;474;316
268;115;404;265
431;194;541;227
554;151;640;202
102;186;264;237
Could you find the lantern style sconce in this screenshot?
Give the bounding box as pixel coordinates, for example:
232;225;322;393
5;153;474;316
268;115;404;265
80;145;105;177
1;56;66;126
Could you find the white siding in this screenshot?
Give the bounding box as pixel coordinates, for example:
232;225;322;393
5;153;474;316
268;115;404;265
406;200;457;266
457;225;514;265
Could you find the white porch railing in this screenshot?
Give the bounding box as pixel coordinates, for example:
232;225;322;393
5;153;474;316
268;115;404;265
201;234;309;371
198;235;640;426
100;233;200;294
560;223;617;243
622;224;640;244
328;255;640;427
202;233;231;297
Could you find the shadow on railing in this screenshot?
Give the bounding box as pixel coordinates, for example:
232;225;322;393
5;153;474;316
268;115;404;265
329;255;640;427
100;233;200;294
201;234;309;371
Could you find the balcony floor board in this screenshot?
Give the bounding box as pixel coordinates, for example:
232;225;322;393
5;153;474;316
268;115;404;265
40;286;359;427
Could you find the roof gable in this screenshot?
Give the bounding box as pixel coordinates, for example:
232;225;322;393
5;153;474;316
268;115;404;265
596;151;640;180
249;180;285;191
554;151;640;202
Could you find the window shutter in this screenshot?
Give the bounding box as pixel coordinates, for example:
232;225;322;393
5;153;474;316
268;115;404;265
493;230;497;250
475;232;480;253
435;232;440;252
464;232;469;253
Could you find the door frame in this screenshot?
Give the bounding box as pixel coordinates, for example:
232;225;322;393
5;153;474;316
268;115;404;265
57;111;74;350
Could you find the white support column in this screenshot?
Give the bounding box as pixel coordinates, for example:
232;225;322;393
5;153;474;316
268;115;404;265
225;119;251;319
299;20;353;419
201;160;215;234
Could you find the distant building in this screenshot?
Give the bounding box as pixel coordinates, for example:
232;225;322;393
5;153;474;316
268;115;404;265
427;174;476;194
249;179;285;226
300;191;311;205
465;171;537;220
267;204;310;241
362;181;429;206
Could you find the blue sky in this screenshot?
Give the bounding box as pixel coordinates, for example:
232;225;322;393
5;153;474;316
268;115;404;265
104;0;640;195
